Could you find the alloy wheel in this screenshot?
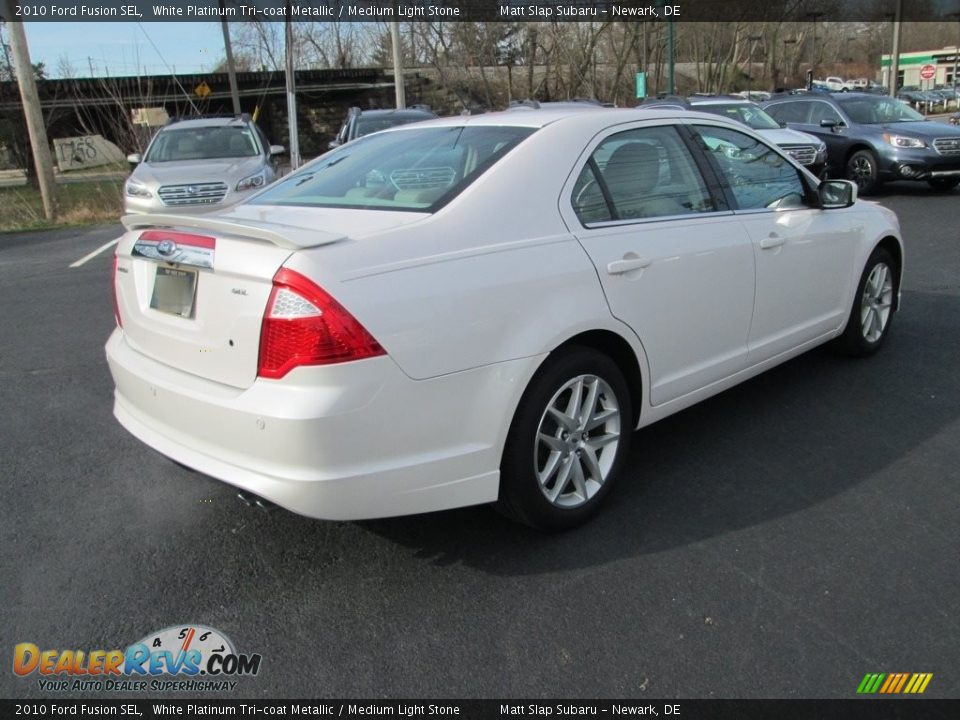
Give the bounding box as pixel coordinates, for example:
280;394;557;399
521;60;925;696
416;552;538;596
534;374;621;508
860;262;893;343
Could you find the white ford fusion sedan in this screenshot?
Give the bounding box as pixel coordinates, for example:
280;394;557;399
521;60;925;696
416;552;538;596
107;108;903;530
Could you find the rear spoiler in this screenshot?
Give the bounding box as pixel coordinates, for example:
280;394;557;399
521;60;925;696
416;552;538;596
121;213;347;250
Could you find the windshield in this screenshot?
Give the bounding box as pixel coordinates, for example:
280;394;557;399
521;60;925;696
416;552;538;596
696;103;781;130
145;125;260;162
836;96;925;124
250;125;536;212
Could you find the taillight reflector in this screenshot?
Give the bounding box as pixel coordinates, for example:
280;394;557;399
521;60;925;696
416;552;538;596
112;254;122;328
257;268;384;379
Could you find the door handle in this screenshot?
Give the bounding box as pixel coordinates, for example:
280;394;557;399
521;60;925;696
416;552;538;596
760;234;787;250
607;256;652;274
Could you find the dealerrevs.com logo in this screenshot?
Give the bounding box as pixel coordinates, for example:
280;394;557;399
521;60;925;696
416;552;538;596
13;625;262;693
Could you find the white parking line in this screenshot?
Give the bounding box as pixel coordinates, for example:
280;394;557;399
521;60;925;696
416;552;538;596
69;238;119;268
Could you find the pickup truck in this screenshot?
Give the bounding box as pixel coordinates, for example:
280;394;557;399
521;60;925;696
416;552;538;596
821;76;855;92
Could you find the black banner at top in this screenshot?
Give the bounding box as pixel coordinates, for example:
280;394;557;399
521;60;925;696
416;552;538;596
0;700;959;720
2;0;960;23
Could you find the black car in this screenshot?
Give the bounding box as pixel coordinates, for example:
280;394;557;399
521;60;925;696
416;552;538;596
329;106;436;149
762;92;960;193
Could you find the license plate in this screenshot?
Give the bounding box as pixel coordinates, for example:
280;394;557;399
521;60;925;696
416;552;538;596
150;266;198;318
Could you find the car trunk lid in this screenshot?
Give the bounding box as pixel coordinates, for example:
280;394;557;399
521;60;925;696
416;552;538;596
115;213;347;389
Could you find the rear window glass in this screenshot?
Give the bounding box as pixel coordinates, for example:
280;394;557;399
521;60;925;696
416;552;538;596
355;115;431;138
250;126;536;212
145;126;260;162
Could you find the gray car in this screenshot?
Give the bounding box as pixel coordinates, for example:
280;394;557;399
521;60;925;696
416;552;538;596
638;96;828;177
124;116;284;215
762;92;960;194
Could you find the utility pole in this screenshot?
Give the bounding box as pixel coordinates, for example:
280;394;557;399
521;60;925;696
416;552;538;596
390;21;406;109
888;0;902;97
806;11;824;81
667;20;675;94
284;3;300;169
3;11;58;220
219;3;241;116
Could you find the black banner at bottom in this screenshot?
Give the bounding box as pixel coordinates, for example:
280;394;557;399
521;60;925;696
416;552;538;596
2;699;959;720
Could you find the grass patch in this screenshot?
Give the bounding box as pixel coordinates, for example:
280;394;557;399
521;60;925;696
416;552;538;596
0;179;124;232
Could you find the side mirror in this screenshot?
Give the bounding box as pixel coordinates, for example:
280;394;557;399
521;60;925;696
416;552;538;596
126;153;141;165
269;145;285;156
819;179;857;209
328;139;342;150
778;121;788;128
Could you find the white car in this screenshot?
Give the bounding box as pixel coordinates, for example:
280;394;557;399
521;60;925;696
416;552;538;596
107;109;904;530
822;76;855;92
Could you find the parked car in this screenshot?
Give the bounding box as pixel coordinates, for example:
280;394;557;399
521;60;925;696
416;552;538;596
821;76;855;92
934;85;960;104
124;115;284;215
762;92;960;193
731;90;772;102
638;95;827;176
108;107;903;530
328;105;436;149
506;98;614;111
896;90;928;109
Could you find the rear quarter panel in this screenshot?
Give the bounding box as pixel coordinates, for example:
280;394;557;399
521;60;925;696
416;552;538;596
279;120;645;382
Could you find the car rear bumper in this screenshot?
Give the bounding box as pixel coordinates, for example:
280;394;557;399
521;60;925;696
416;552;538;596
106;329;542;520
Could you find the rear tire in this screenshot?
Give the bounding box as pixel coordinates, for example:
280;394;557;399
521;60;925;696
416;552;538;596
837;247;897;357
497;347;632;531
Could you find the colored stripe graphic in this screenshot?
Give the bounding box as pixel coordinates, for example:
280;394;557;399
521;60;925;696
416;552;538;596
857;673;886;694
857;673;932;694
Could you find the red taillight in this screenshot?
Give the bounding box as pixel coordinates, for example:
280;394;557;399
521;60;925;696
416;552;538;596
112;254;122;328
257;268;385;379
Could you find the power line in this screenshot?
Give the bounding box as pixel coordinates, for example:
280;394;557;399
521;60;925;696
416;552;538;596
136;21;199;113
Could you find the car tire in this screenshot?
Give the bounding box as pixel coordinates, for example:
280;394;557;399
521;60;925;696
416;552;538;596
846;149;882;195
837;247;898;357
497;347;632;531
927;178;960;192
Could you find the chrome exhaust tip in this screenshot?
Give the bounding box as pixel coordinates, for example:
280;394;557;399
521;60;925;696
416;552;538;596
237;491;277;512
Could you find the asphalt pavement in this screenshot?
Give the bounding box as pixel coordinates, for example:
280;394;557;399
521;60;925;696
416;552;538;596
1;185;958;700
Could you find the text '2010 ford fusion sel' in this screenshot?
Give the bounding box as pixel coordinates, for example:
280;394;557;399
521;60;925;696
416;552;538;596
107;108;903;530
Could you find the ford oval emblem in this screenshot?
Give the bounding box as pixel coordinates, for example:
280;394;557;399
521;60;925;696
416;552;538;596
187;186;198;195
157;239;177;256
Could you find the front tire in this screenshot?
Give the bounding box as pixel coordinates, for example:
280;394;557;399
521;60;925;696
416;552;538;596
846;149;882;195
497;347;632;531
838;247;897;357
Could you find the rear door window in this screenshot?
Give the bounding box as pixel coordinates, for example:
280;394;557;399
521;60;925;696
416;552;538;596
571;125;716;224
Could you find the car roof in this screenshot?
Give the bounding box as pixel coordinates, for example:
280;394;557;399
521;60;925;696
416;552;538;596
688;96;752;106
356;108;436;119
162;117;252;130
380;107;752;132
765;92;877;103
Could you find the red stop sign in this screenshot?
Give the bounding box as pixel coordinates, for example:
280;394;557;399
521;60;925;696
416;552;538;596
920;64;936;80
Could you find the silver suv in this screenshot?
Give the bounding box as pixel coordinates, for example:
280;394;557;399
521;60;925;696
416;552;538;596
124;116;284;215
